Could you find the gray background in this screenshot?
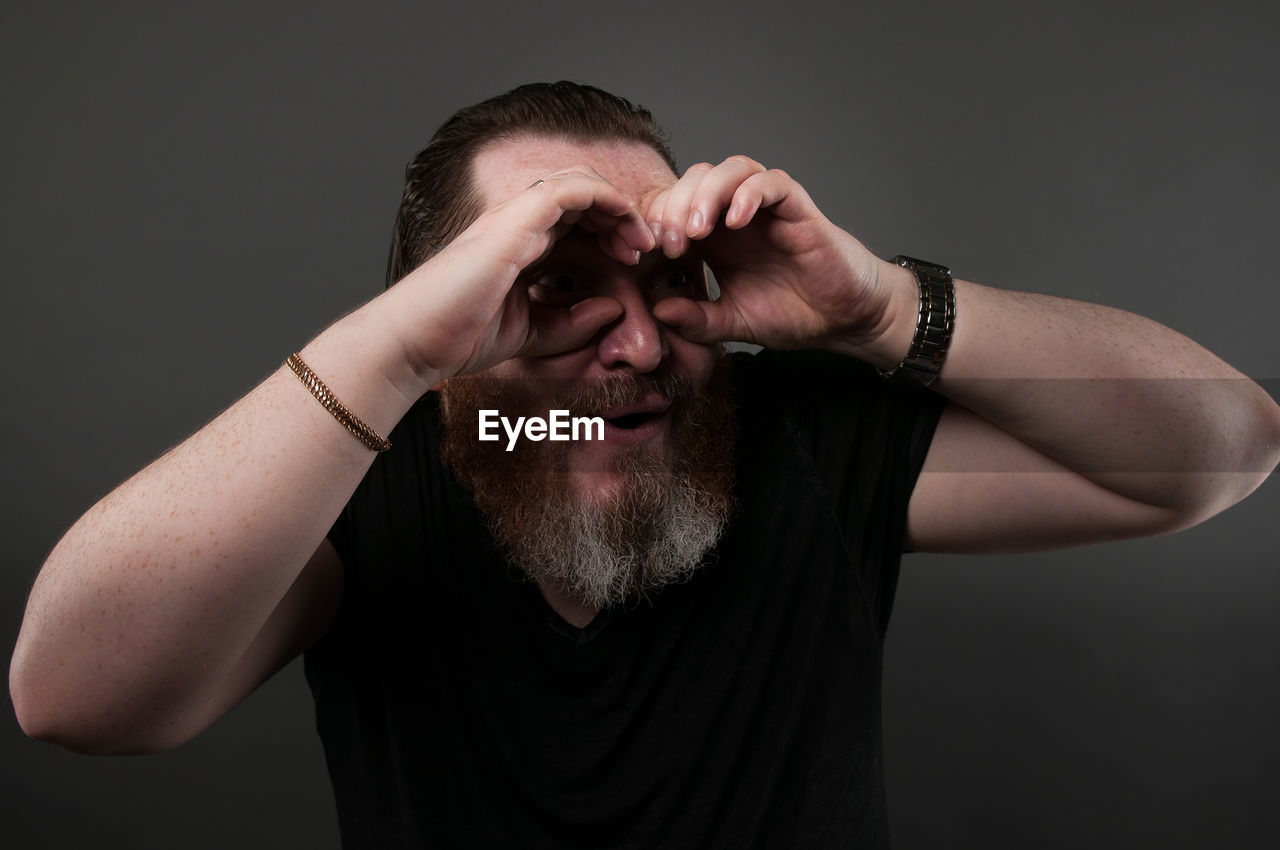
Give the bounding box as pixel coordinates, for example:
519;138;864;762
4;1;1278;847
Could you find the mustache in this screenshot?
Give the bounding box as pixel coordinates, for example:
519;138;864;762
555;371;694;417
444;369;696;418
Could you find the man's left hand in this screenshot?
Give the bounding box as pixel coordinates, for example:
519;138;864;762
644;155;907;364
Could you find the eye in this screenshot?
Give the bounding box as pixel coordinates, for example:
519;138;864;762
527;268;592;304
650;266;698;295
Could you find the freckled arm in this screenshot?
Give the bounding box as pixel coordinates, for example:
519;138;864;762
645;155;1280;553
895;274;1280;553
7;167;651;754
8;303;428;754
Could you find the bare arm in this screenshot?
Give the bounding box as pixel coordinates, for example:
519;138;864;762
644;157;1280;550
900;278;1280;552
9;171;654;753
9;319;406;754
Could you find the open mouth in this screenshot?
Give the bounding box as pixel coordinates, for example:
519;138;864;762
607;411;658;430
596;395;673;439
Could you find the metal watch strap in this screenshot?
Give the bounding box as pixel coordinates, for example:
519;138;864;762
876;255;955;388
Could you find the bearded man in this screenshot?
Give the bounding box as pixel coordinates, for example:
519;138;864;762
12;82;1280;848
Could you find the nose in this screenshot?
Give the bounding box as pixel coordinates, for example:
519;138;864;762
595;286;667;373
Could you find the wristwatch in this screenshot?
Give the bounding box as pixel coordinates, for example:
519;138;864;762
875;255;955;388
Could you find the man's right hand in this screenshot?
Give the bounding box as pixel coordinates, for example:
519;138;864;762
386;169;655;384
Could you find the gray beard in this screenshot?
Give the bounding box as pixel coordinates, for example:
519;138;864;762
438;360;738;611
489;451;730;610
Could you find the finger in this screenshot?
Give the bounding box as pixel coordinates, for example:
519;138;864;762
643;187;670;245
686;155;767;238
543;168;656;249
544;202;648;265
527;171;646;230
581;204;654;255
522;296;624;357
504;175;653;267
608;229;641;266
653;162;713;258
651;296;745;345
524;220;574;268
725;168;813;229
591;228;641;266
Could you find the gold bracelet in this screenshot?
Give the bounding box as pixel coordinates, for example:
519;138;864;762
284;353;392;452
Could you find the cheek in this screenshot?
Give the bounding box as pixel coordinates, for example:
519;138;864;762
526;346;601;383
670;338;718;389
484;351;600;406
485;351;585;383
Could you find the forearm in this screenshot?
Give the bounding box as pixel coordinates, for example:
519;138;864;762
640;155;1278;543
10;293;435;749
869;262;1280;517
10;166;646;751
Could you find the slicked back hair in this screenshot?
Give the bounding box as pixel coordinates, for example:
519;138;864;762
386;81;677;287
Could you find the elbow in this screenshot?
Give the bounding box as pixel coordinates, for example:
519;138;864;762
12;697;186;757
10;650;189;756
1168;385;1280;528
11;662;122;755
11;661;102;754
1223;383;1280;503
1258;388;1280;476
13;704;122;757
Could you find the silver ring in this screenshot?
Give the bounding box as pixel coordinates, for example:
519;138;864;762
528;179;545;189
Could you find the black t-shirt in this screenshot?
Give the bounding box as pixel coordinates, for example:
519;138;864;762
306;349;943;848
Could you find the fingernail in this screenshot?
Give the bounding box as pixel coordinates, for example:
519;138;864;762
663;229;680;256
688;209;704;235
630;250;641;265
649;221;662;242
726;202;742;227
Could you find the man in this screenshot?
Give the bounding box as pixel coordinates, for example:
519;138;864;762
11;82;1280;847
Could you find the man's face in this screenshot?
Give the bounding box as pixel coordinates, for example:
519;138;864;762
437;136;736;609
461;136;720;501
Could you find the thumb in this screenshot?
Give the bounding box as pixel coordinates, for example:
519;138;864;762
652;297;743;345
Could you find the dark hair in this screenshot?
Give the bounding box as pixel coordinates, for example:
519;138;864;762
386;81;677;287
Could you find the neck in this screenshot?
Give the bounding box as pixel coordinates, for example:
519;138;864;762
537;579;600;628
